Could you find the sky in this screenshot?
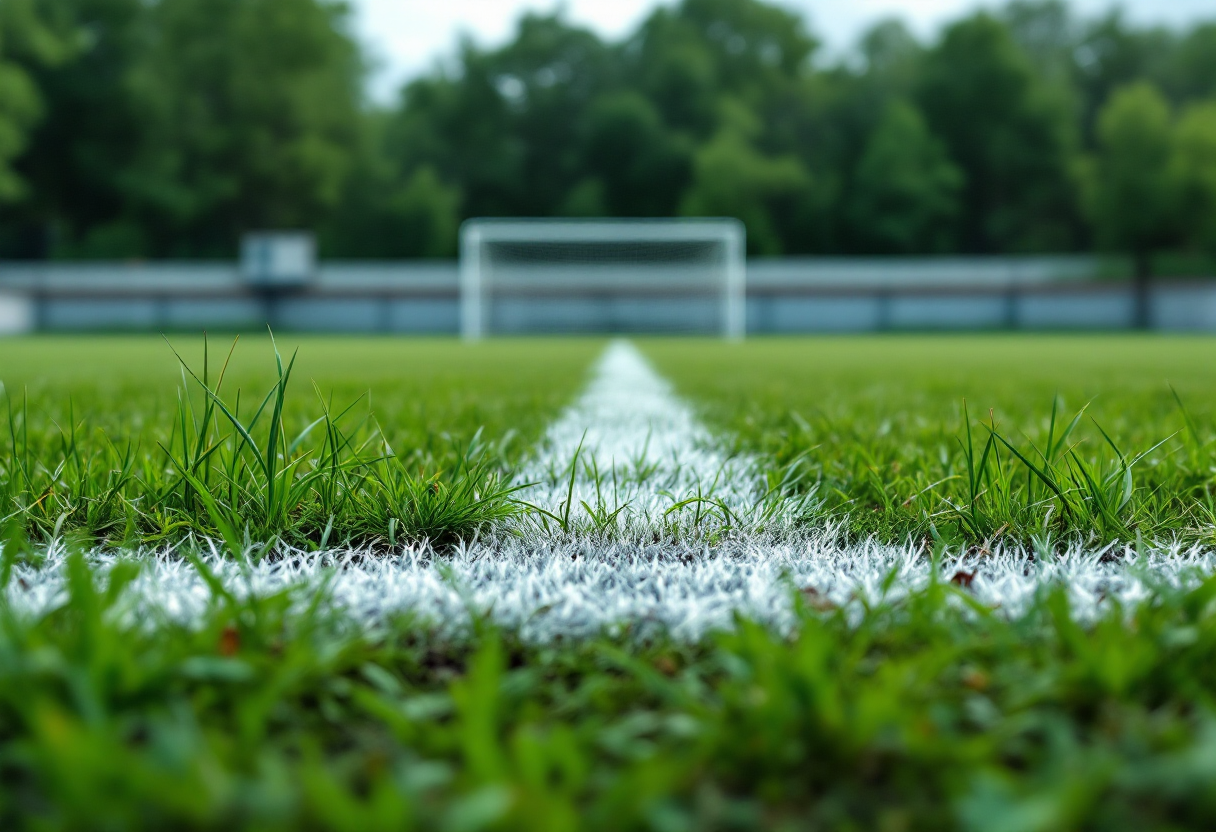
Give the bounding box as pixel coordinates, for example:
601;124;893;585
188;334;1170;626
353;0;1216;102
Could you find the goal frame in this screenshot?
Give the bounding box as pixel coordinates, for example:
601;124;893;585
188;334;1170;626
459;218;746;340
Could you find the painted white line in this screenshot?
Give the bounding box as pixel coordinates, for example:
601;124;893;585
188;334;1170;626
510;340;802;540
8;538;1216;641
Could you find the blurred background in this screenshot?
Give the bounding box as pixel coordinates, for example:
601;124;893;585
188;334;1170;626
1;0;1215;334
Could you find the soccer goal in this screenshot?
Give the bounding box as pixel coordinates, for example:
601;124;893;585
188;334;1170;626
459;219;746;339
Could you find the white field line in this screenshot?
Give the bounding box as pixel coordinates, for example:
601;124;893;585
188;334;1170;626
9;540;1216;642
5;341;1216;640
508;340;789;539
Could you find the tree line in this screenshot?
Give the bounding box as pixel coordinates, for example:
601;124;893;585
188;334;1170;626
1;0;1215;263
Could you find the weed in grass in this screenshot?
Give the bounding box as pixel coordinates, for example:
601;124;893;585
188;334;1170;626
0;337;559;553
931;398;1174;545
646;337;1216;547
341;428;526;548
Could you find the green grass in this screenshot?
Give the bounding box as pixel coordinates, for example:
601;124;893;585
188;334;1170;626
4;335;1216;829
0;335;602;549
7;334;1216;550
646;336;1216;547
4;553;1216;830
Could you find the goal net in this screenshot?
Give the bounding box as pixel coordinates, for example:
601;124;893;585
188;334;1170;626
459;219;746;339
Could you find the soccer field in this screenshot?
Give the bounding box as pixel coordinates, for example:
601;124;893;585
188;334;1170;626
6;334;1215;550
3;334;1216;828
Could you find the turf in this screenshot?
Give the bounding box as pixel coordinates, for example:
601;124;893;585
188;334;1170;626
4;334;1216;830
7;334;1216;550
0;335;602;548
646;335;1216;546
4;552;1216;830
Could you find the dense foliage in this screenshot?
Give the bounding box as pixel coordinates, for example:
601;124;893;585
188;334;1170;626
0;0;1215;261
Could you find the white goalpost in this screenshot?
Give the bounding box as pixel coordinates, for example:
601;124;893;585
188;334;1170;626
460;218;746;339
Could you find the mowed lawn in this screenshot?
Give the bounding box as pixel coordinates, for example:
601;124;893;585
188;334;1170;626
0;334;604;430
0;335;603;547
647;336;1216;545
2;335;1216;828
3;334;1216;546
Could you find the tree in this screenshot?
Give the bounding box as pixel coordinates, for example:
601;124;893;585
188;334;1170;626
1001;1;1076;83
1083;82;1179;327
846;101;962;253
579;91;691;217
1172;101;1216;258
625;10;719;137
124;0;365;256
4;0;365;258
858;19;921;82
394;48;521;220
0;9;45;202
365;165;460;258
669;0;816;101
0;0;145;255
394;13;614;221
680;101;810;254
1165;24;1216;103
1072;12;1175;141
320;107;463;259
626;0;816;142
916;13;1080;253
760;19;924;255
1;0;148;257
0;0;72;256
473;13;616;215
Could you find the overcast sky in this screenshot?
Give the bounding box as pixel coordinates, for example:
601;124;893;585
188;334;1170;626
353;0;1216;101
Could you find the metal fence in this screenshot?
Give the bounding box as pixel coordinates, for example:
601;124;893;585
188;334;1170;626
1;256;1214;334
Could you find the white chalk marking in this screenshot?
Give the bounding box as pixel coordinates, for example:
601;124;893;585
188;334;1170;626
7;538;1215;642
510;340;792;540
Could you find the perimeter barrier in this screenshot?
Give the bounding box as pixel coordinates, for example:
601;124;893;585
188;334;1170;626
1;256;1215;334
